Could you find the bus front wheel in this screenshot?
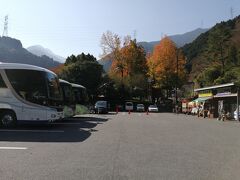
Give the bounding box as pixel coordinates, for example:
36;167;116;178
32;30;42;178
0;111;17;128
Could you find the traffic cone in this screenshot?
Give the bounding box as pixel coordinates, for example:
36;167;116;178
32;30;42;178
146;110;149;115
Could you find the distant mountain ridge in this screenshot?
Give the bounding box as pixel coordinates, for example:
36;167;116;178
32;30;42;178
138;28;209;53
27;45;65;63
98;54;113;72
0;36;61;68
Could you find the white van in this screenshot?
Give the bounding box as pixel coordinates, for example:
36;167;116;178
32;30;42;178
234;106;240;120
125;102;133;111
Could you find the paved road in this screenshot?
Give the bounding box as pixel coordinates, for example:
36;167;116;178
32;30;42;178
1;112;240;180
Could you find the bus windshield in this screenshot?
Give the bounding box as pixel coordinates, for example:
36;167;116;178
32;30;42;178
5;69;48;105
5;69;62;106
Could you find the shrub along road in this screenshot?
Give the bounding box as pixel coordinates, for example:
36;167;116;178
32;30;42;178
0;113;240;180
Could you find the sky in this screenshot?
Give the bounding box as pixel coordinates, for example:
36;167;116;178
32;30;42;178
0;0;240;60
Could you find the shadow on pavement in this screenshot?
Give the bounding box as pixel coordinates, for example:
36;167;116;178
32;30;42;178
0;116;108;143
68;116;109;122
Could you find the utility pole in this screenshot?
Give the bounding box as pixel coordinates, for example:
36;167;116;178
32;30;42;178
116;65;125;101
133;30;137;41
176;49;178;104
175;49;179;106
237;87;239;121
2;15;8;37
230;7;234;19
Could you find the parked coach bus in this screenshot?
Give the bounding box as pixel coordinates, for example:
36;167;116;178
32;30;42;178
71;83;88;114
71;83;88;104
59;79;75;118
0;63;64;127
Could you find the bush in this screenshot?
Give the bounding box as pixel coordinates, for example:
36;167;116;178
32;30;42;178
75;105;89;115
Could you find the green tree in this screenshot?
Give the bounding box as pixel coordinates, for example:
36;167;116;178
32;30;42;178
228;45;238;66
120;39;148;97
101;31;148;99
207;24;231;74
65;53;96;65
60;53;103;97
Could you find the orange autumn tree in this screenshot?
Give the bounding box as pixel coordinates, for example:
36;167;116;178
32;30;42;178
101;34;147;88
101;31;148;99
147;36;186;93
111;40;147;88
101;31;127;85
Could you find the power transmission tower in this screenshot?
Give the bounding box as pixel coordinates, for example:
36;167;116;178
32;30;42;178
2;15;8;37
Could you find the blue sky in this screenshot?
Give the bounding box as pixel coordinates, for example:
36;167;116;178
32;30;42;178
0;0;239;59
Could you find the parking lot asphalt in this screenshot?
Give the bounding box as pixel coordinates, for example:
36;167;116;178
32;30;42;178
1;112;240;180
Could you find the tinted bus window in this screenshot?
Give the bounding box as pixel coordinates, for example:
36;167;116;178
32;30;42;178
61;83;75;103
5;69;48;105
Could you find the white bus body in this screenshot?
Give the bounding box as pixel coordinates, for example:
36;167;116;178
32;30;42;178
0;63;64;127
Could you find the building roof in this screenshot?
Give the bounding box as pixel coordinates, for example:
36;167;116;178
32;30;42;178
192;96;213;102
194;83;235;92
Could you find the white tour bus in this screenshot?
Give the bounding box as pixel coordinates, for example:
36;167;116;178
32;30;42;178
71;83;88;105
71;83;88;114
59;79;75;118
0;63;64;127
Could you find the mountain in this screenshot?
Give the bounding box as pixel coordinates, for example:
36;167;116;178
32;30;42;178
27;45;65;63
98;54;113;72
0;36;61;68
138;28;208;54
182;16;240;86
98;28;208;72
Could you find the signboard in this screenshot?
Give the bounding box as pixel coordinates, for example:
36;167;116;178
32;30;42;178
198;90;213;98
199;92;213;97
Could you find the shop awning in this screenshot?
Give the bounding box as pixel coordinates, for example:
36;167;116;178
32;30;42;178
192;97;212;102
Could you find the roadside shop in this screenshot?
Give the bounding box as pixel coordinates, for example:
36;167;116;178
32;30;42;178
194;83;238;119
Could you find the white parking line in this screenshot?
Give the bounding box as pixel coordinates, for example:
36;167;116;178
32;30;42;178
0;129;64;133
0;147;28;150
